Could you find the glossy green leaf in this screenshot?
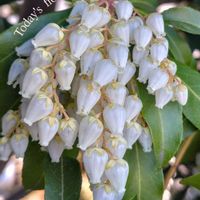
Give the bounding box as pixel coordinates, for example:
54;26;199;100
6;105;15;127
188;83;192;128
138;83;183;167
181;173;200;189
177;66;200;130
163;7;200;35
183;118;197;138
22;142;45;190
44;155;82;200
124;144;164;200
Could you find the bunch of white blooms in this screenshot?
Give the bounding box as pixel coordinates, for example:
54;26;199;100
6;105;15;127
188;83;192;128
0;0;188;199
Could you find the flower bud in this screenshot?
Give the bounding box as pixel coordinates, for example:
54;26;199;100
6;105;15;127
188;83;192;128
110;21;130;46
26;123;39;141
115;0;134;21
124;121;142;149
55;59;76;91
69;26;90;59
155;86;173;109
77;80;101;115
103;104;126;135
146;13;165;38
107;41;129;72
2;110;18;136
78;116;103;150
0;137;12;161
104;82;127;106
133;26;152;50
32;23;64;48
80;49;103;76
161;58;177;75
138;127;152;152
147;68;169;93
117;61;136;85
124;95;143;123
29;48;53;69
24;93;53;126
93;59;118;87
105;159;129;193
105;134;127;159
83;147;108;184
129;16;143;44
7;59;28;86
20;67;48;98
48;135;65;163
15;39;34;57
95;8;111;28
174;84;188;106
58;118;78;149
132;46;149;65
81;4;102;29
38;116;59;146
10;132;29;158
88;29;104;49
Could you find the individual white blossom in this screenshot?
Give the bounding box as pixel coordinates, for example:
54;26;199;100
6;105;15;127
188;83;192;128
15;39;34;57
0;137;12;161
174;84;188;106
95;7;111;28
88;29;104;49
132;46;149;66
138;127;152;152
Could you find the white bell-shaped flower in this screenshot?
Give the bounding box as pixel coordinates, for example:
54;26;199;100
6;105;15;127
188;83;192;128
83;147;108;184
103;104;126;135
95;8;111;28
88;29;104;49
93;183;116;200
132;46;149;65
10;132;29;158
0;137;12;161
147;68;169;93
78;116;103;150
80;49;103;76
77;80;101;115
128;16;144;44
81;4;102;29
55;59;76;91
174;84;188;106
124;121;143;149
115;0;134;21
26;123;39;141
155;85;173;109
15;39;34;57
58;118;78;149
110;21;130;46
133;26;152;50
93;59;118;87
20;67;48;98
29;48;53;69
24;93;53;126
69;26;90;59
104;82;127;106
7;59;28;85
118;61;136;85
32;23;64;48
146;13;165;38
107;41;129;72
1;110;18;136
124;95;143;123
138;127;152;152
48;135;65;163
138;57;157;84
105;134;127;159
38;116;59;147
150;40;169;64
105;159;129;193
161;58;177;75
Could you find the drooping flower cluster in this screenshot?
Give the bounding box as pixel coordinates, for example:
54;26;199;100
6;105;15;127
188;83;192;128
0;0;188;199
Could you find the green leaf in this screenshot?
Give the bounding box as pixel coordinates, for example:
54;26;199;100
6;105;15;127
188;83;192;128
22;142;45;190
177;66;200;130
124;144;164;200
138;83;183;167
165;26;193;66
131;0;157;14
181;173;200;190
0;9;70;118
44;155;82;200
183;118;197;138
163;7;200;35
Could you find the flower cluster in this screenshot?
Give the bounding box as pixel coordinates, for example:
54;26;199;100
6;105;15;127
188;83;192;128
0;0;188;199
